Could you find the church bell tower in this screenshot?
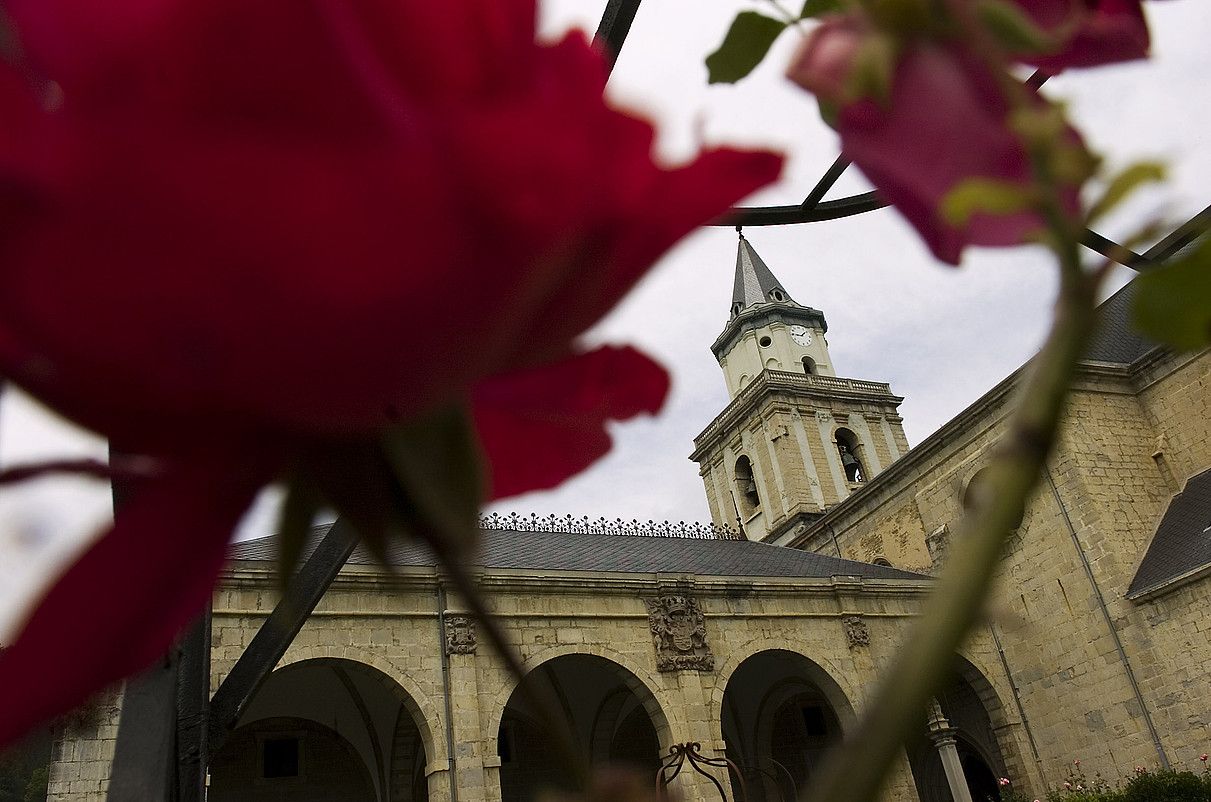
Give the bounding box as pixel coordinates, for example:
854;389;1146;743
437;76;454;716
690;233;910;543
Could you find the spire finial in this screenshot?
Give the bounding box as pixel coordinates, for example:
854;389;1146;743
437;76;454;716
735;225;744;239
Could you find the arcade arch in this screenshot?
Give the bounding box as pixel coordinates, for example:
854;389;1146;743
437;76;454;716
720;650;852;802
209;657;430;802
496;654;668;802
907;658;1013;802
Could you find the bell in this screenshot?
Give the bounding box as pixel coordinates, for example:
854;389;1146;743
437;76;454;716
743;479;757;494
841;450;859;469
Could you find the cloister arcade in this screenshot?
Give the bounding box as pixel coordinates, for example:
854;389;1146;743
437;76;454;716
200;640;1017;802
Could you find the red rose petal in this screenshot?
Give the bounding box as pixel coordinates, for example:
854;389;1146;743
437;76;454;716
473;346;670;501
0;446;272;747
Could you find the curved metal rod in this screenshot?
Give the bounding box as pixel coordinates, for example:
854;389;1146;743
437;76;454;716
717;192;886;227
743;764;787;802
764;757;800;802
658;742;749;802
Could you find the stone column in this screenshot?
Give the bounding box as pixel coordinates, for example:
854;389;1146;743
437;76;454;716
926;700;973;802
443;613;494;802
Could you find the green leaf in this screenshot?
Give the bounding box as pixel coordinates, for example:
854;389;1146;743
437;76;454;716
705;11;787;85
1134;236;1211;351
975;0;1053;54
800;0;844;18
940;179;1037;228
381;403;486;560
276;474;324;588
1087;161;1166;224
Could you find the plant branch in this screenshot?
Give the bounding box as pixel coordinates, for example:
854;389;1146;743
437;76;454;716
803;262;1102;802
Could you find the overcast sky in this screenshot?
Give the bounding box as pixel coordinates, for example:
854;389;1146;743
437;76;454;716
1;1;1208;638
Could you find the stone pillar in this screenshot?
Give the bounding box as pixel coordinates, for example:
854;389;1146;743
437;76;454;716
443;613;494;802
927;700;973;802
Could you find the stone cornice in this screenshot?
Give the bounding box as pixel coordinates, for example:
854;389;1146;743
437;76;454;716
691;370;902;461
217;563;931;604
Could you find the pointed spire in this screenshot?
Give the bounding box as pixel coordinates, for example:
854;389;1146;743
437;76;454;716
730;231;794;318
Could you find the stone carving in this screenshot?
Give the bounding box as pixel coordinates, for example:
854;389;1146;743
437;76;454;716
645;595;714;672
444;615;477;655
925;524;950;570
842;615;870;648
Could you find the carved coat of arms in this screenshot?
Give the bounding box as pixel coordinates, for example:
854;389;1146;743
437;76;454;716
444;615;477;655
645;595;714;672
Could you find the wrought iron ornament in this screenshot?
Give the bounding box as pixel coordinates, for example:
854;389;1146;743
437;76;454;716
657;742;746;802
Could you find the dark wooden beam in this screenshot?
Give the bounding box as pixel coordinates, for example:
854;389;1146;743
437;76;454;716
206;519;358;753
594;0;642;74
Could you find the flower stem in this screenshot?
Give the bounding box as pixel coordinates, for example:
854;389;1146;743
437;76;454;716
803;260;1101;802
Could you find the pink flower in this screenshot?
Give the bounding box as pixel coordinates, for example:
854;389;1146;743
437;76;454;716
1074;759;1082;766
999;778;1011;787
789;20;1081;264
0;0;781;748
1063;782;1072;789
1014;0;1150;72
1134;766;1147;774
1201;754;1209;762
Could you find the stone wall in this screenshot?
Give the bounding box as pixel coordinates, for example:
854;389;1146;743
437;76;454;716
48;565;1030;802
789;349;1211;791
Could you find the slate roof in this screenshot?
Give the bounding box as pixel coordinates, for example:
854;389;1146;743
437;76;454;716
1128;468;1211;597
1082;281;1158;365
228;525;926;581
732;235;794;311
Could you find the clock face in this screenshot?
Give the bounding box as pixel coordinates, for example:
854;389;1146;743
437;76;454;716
789;325;813;346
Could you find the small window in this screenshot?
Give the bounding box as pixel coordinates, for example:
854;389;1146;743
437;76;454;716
731;302;743;318
802;356;817;375
263;737;300;779
963;468;1024;529
801;706;828;737
771;289;785;302
872;557;893;567
758;335;772;347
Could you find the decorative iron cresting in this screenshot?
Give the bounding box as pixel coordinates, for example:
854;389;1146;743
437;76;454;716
657;742;746;802
480;511;744;540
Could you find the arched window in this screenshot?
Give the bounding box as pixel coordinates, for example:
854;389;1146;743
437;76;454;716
835;428;866;484
872;557;893;568
963;468;1024;530
802;356;817;375
734;455;760;514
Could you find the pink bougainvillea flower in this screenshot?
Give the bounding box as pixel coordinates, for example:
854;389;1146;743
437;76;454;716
789;18;1080;264
0;0;781;745
1014;0;1150;72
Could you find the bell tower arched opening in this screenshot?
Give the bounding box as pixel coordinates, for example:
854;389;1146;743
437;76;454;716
835;428;866;484
735;455;760;515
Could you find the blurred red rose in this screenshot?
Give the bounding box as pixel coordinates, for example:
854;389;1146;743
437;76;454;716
0;0;781;745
